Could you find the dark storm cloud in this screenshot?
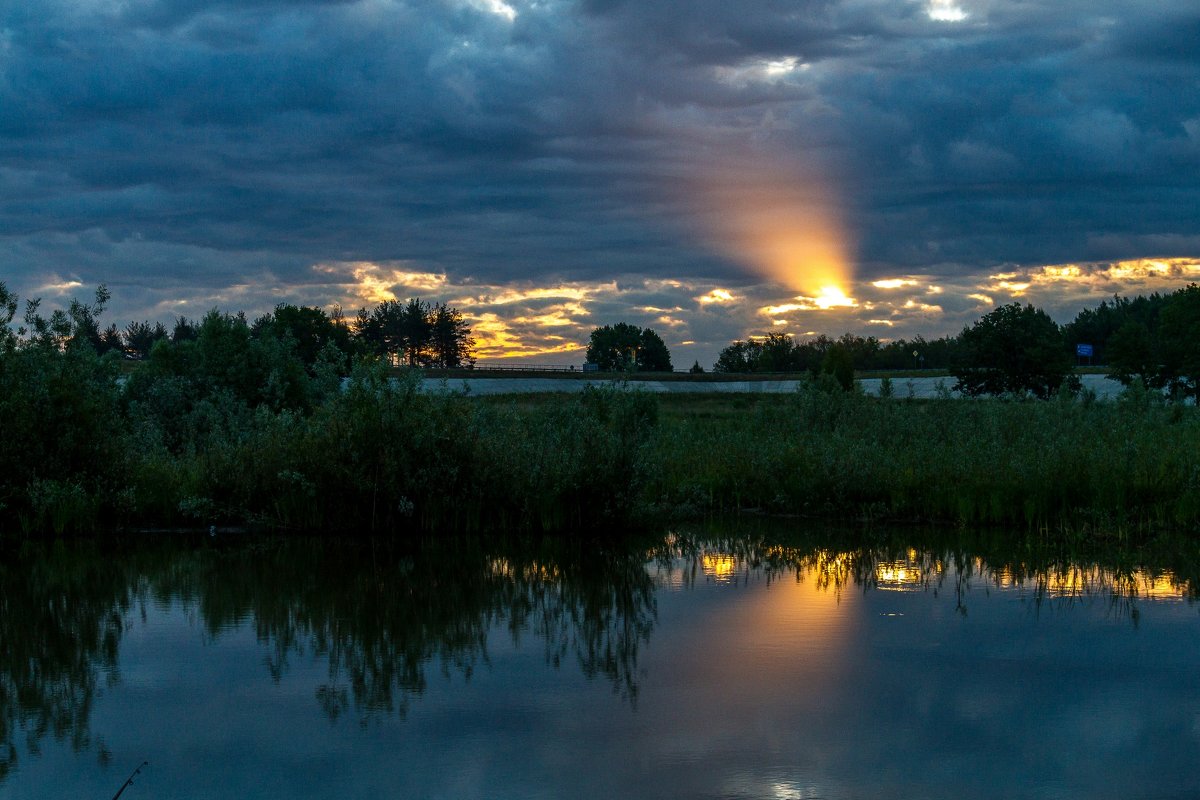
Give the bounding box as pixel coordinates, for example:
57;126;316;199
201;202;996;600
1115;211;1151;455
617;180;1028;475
1;0;1198;340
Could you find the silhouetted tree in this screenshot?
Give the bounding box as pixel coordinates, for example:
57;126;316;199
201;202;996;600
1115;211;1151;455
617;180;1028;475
821;343;855;391
252;304;354;373
713;333;813;373
1106;321;1158;388
99;323;124;355
1063;293;1169;364
0;285;126;528
64;286;110;353
759;333;799;372
952;303;1077;399
636;328;672;372
586;323;672;372
123;320;168;359
713;340;756;373
587;323;637;371
429;303;475;368
0;282;17;355
171;316;198;342
1156;283;1200;400
355;298;474;368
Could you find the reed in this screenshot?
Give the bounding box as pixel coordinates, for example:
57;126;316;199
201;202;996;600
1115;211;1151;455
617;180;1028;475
3;349;1198;536
649;384;1200;532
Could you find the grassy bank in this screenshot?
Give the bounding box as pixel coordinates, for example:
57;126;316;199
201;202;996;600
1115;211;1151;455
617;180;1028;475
2;345;1197;537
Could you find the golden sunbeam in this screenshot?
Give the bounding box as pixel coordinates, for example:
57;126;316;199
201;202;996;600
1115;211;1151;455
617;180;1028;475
716;201;851;296
681;152;854;298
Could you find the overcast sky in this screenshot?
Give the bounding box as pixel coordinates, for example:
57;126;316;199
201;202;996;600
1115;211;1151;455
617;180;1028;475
2;0;1198;364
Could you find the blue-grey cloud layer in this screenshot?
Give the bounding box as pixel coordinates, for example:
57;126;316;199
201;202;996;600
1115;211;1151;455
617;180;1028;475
1;0;1198;316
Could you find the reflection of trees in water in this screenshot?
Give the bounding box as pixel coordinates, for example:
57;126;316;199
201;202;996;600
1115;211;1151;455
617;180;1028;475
0;535;658;782
666;529;1200;618
152;538;658;717
0;541;137;781
2;528;1197;784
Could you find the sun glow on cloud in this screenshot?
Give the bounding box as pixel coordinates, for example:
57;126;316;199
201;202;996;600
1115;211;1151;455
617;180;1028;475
715;56;806;86
469;313;583;360
986;273;1032;296
470;0;516;21
450;283;608;360
927;0;967;22
35;277;84;294
982;258;1200;299
458;286;593;306
697;288;735;304
315;261;448;305
763;286;857;315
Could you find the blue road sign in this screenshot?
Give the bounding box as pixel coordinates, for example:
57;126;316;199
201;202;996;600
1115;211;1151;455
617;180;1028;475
1076;343;1094;357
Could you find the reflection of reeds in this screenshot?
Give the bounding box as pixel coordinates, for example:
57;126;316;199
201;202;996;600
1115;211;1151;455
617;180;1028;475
661;524;1199;617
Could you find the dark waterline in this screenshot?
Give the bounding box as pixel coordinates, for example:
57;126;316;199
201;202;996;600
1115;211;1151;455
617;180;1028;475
1;527;1198;799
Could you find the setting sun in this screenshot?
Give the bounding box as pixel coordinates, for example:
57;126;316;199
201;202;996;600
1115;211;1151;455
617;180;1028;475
813;285;855;309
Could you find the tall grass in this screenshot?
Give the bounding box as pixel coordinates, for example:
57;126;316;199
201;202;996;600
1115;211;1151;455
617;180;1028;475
650;382;1200;533
3;351;1198;536
120;369;660;534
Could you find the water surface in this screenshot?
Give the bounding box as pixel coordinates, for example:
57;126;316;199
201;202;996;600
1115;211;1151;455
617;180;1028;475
1;528;1198;799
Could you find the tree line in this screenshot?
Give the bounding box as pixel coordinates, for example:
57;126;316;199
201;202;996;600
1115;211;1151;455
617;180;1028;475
712;283;1200;400
2;289;477;371
4;279;1198;399
3;280;1199;538
0;281;655;536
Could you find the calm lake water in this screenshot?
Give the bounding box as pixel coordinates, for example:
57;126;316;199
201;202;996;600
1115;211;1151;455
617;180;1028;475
2;526;1199;799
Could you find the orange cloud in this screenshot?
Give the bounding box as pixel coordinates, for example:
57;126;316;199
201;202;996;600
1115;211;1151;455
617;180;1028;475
697;288;735;304
762;286;858;315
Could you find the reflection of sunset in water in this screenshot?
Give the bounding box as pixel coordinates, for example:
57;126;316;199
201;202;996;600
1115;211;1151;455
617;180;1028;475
700;554;738;581
869;554;1192;600
660;547;861;678
674;544;1194;605
1035;567;1190;600
874;549;939;591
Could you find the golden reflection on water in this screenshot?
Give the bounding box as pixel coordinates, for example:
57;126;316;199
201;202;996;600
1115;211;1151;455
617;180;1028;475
700;554;738;582
873;548;942;592
1035;567;1188;600
489;558;562;582
662;540;1192;605
652;545;860;725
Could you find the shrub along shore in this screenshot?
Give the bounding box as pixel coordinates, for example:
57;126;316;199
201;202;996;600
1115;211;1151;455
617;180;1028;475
2;283;1197;539
2;337;1198;537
